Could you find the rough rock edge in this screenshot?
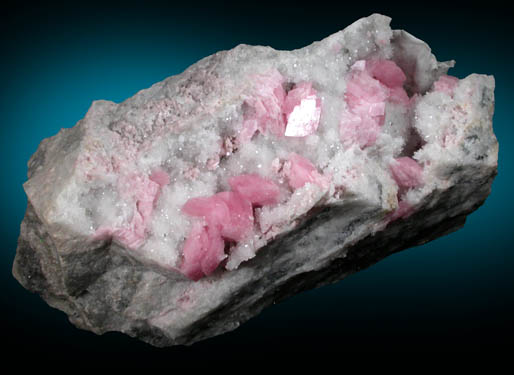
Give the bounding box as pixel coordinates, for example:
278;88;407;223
13;162;496;346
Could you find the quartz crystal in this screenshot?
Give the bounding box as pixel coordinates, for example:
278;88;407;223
13;14;498;347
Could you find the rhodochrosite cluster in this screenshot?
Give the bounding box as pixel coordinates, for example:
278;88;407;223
57;60;465;281
14;14;497;347
176;57;438;280
341;59;409;148
180;174;279;280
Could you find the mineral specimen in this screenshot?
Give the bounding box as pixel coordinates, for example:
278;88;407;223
13;14;498;347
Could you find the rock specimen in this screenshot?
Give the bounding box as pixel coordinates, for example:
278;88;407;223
13;14;498;347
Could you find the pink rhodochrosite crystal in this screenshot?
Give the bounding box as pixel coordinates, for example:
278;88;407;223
182;195;231;228
389;157;424;189
284;153;330;190
182;192;253;242
240;70;286;141
228;174;280;206
181;173;279;279
433;74;459;96
216;191;254;241
149;168;171;187
340;59;409;148
181;222;226;281
241;72;321;141
367;59;407;88
388;157;424;221
388;86;410;106
14;14;497;347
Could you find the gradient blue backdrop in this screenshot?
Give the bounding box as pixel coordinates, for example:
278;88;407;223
1;1;512;358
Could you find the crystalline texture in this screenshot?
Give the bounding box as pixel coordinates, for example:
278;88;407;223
340;59;409;148
283;82;322;137
13;14;497;347
180;173;279;279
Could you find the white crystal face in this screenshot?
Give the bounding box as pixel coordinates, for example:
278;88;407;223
285;97;321;137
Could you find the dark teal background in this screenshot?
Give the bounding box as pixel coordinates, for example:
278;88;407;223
1;1;512;359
